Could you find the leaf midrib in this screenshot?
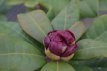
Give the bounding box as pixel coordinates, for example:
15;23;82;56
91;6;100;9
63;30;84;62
78;45;107;52
57;62;59;71
28;13;46;36
64;9;67;30
0;53;44;58
2;23;26;38
95;31;107;39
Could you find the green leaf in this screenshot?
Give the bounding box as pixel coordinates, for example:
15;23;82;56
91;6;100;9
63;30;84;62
89;58;107;67
41;61;75;71
0;21;44;52
94;67;107;71
83;15;107;39
7;0;24;5
24;0;39;8
0;0;7;12
71;58;107;68
0;22;23;38
69;22;86;40
80;0;98;18
0;21;31;43
0;15;7;21
39;0;70;14
7;0;39;8
51;0;79;30
7;0;69;15
0;34;46;71
70;60;94;71
25;0;70;20
74;39;107;60
70;58;107;68
18;10;53;43
96;31;107;42
74;66;94;71
99;0;107;11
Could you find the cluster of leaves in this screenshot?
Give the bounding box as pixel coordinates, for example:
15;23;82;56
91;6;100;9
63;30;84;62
0;0;107;71
0;0;104;19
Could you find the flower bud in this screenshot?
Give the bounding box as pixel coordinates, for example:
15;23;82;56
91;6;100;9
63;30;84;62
44;30;77;61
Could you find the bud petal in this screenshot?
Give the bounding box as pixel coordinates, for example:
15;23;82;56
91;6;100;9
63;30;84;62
61;54;74;61
44;37;50;49
45;48;60;60
61;44;77;57
44;30;77;61
49;41;67;56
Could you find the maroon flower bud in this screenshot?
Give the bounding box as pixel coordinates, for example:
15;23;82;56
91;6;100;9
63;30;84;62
44;30;77;61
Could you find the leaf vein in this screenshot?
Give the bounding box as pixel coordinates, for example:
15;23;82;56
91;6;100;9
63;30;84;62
0;53;44;58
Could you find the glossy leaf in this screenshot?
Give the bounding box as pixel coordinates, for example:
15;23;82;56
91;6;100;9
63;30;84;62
70;59;107;71
0;21;25;38
70;58;107;67
41;61;75;71
70;60;94;71
0;21;33;43
18;10;53;43
7;0;39;8
74;39;107;60
24;0;39;8
80;0;98;18
7;0;24;5
39;0;70;14
0;34;46;71
96;31;107;42
74;66;94;71
51;0;79;30
99;0;107;11
7;0;69;14
69;22;86;40
0;21;44;52
83;15;107;39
